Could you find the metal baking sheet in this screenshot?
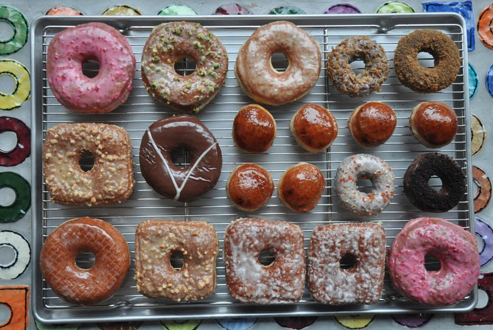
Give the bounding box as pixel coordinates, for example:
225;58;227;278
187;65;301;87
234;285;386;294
30;14;475;323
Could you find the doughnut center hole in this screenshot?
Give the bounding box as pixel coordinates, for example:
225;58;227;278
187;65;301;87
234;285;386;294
0;73;16;95
477;289;489;309
174;57;196;76
82;59;100;78
340;253;358;269
171;147;191;167
417;51;436;69
170;251;185;270
270;53;289;72
75;251;95;269
0;20;14;42
78;151;95;172
424;253;441;272
258;250;276;266
0;187;16;207
349;53;367;75
356;174;374;194
0;304;11;328
0;244;16;268
428;175;443;192
0;131;18;153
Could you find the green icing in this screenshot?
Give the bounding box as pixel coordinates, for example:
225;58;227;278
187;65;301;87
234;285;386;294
0;172;31;223
158;5;197;16
0;6;28;55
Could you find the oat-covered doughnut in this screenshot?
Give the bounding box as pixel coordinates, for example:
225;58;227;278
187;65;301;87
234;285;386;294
141;22;228;113
43;123;134;206
394;30;461;93
327;36;389;97
235;21;321;106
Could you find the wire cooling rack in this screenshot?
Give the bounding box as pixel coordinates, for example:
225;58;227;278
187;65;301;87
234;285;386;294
31;14;474;323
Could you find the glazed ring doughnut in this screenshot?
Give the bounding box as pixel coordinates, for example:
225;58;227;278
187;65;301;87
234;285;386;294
473;166;491;213
394;30;461;93
141;22;228;113
327;36;389;97
389;217;480;306
43;123;134;206
40;217;130;305
0;230;30;279
235;21;321;106
0;172;30;223
0;117;30;166
0;6;28;55
335;154;395;216
0;59;30;111
403;153;465;212
47;22;136;114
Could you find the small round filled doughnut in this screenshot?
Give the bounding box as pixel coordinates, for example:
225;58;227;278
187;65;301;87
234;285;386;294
278;162;325;213
101;5;141;15
233;104;276;153
139;115;222;202
43;123;134;206
0;6;28;55
46;5;83;15
0;230;30;279
47;22;136;113
141;22;228;113
478;3;493;50
348;101;396;148
0;116;30;167
290;104;338;153
394;30;461;93
226;163;274;211
403;153;465;212
223;218;305;304
0;172;30;223
40;217;130;305
473;166;491;213
409;102;457;148
0;59;30;111
235;21;321;106
327;36;389;97
388;217;480;306
335;154;395;216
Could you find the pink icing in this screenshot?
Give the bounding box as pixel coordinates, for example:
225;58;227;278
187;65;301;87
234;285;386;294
47;22;136;113
389;217;480;306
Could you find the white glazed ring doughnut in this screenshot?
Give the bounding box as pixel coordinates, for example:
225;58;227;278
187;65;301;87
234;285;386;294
0;230;30;279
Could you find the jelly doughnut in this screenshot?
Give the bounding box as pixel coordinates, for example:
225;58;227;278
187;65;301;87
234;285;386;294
335;154;395;216
324;3;361;14
487;62;493;99
0;59;30;111
376;1;415;13
454;272;493;325
213;3;253;15
471;114;486;156
0;230;30;279
235;21;321;106
46;5;83;15
232;104;276;153
40;217;130;305
478;3;493;50
268;6;306;15
141;22;228;113
0;286;29;329
308;223;386;304
135;220;218;301
389;217;480;306
476;218;493;267
158;5;197;16
391;314;433;328
348;102;396;148
223;218;305;304
473;166;491;213
469;63;479;99
327;36;389;97
43;123;134;206
139;115;222;202
334;315;375;329
0;172;30;223
403;153;465;212
0;116;30;166
394;30;461;93
47;23;135;113
0;6;28;55
101;5;141;15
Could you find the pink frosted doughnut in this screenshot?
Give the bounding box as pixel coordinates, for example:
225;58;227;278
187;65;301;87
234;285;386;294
47;22;136;113
389;217;480;306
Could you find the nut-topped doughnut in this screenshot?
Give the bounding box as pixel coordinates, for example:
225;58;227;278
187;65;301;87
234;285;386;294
43;123;134;206
235;21;321;106
141;22;228;113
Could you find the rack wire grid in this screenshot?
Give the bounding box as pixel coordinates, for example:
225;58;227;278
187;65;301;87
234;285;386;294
31;14;474;323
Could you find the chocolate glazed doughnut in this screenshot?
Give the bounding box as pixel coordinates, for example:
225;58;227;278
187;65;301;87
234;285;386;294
139;115;222;202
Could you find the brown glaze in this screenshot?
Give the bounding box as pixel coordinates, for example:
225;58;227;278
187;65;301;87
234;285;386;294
233;104;276;153
278;162;325;213
348;101;396;148
410;102;457;148
291;104;338;153
227;163;274;211
139;115;222;202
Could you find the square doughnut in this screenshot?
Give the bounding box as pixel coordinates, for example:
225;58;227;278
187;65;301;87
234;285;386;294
308;222;386;304
223;218;305;304
134;220;219;301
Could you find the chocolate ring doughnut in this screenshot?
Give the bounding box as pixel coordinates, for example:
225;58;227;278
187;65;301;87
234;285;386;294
403;153;466;212
0;117;30;167
0;172;30;223
473;166;491;213
139;115;222;202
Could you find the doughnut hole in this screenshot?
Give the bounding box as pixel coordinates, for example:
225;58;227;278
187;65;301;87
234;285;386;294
428;175;443;192
258;250;276;266
174;57;196;76
0;244;16;267
170;250;185;270
424;253;441;272
0;187;15;207
171;147;191;167
417;50;436;69
82;59;100;78
75;250;96;269
0;72;16;95
0;20;14;42
0;303;11;327
78;151;95;172
340;253;358;270
349;53;367;75
270;52;289;72
0;131;17;153
356;173;374;194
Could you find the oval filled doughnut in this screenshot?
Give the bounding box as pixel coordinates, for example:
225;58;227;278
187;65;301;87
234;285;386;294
235;21;321;106
40;217;130;305
232;104;276;153
409;102;457;148
47;22;136;113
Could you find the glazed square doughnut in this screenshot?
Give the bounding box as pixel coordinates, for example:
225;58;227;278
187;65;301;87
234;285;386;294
308;222;386;304
223;218;305;304
134;220;219;302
